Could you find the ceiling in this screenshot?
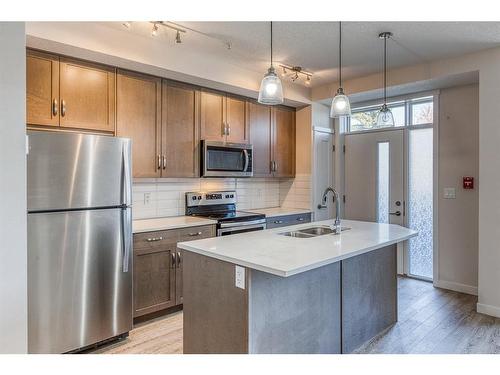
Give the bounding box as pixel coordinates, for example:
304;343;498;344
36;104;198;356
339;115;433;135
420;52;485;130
105;21;500;88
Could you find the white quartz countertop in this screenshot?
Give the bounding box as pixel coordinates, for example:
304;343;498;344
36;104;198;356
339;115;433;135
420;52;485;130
133;216;217;234
247;207;311;218
178;219;417;277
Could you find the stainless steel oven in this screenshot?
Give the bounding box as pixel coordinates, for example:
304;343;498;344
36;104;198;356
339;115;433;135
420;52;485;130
217;219;267;236
185;191;266;236
201;140;253;177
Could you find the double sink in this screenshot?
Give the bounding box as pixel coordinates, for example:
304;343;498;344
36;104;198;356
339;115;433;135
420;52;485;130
279;225;351;238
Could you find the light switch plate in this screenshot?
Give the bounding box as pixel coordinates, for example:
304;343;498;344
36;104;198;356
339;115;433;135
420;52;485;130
443;187;456;199
235;265;245;289
144;192;151;205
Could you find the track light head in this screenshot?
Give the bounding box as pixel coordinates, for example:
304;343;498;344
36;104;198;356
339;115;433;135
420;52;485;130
122;22;131;29
175;30;182;44
151;23;159;37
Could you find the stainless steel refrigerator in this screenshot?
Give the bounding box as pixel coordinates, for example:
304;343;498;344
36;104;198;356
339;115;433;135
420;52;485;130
27;130;133;354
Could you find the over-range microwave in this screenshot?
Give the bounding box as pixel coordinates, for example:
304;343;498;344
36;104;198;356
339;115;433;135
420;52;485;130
201;140;253;177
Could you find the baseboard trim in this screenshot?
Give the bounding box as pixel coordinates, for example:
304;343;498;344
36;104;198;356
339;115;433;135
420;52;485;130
477;303;500;318
434;279;478;296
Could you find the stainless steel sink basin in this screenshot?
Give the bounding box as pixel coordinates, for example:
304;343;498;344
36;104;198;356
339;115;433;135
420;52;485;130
278;225;351;238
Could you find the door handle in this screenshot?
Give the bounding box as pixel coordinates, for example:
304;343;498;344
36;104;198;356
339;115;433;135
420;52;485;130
243;149;249;172
60;99;66;117
162;155;167;170
157;155;161;170
171;252;176;269
121;208;132;273
52;98;58;116
389;211;402;216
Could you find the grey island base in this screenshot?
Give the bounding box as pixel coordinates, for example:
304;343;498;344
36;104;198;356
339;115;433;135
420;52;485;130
178;219;416;354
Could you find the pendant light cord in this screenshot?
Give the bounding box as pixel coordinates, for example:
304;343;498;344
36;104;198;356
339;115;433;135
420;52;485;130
383;35;387;105
339;21;342;88
270;21;273;68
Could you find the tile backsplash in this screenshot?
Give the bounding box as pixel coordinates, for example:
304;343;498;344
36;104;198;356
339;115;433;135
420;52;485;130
132;175;311;220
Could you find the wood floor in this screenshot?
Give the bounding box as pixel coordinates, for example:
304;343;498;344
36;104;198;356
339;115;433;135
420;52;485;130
92;277;500;354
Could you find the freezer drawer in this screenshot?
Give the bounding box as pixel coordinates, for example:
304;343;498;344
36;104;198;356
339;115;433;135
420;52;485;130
27;131;131;211
28;208;133;353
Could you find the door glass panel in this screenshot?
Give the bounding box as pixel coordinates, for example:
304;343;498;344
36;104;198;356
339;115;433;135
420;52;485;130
377;142;390;223
412;101;434;125
408;128;433;279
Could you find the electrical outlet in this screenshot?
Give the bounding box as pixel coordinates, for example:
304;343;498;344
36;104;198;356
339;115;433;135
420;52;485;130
144;192;151;205
235;266;245;289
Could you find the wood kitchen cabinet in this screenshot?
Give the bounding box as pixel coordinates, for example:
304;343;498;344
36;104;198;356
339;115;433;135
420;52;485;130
116;70;162;178
273;106;296;177
27;49;116;133
133;225;215;319
200;89;249;143
161;81;200;178
59;58;116;132
248;102;296;178
27;50;60;127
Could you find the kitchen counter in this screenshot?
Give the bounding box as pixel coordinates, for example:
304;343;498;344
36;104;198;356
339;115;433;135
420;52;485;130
246;207;311;218
133;216;217;234
178;219;416;277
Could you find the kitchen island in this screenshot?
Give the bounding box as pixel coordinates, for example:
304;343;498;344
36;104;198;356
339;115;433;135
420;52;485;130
177;219;417;354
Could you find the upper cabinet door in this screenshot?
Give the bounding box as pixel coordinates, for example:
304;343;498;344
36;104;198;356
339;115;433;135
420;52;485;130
273;107;296;178
116;70;161;178
248;102;272;177
59;58;116;132
200;90;225;142
27;50;60;127
162;81;200;178
226;96;248;143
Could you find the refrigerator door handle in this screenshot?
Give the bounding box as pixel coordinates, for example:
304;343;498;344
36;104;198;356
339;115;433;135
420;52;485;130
122;141;132;207
122;208;132;273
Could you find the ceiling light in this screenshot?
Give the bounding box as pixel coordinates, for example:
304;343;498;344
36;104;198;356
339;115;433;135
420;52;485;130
151;23;159;37
305;75;311;86
122;22;131;29
330;21;351;118
376;32;395;127
281;66;287;77
175;30;182;44
292;72;299;82
258;21;284;105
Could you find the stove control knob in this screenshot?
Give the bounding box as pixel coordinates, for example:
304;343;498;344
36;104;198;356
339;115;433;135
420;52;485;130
198;195;202;200
225;195;229;198
192;196;197;200
230;194;234;198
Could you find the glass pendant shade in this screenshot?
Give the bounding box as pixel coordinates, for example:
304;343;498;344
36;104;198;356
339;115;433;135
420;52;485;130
376;104;395;127
330;87;351;118
258;67;284;105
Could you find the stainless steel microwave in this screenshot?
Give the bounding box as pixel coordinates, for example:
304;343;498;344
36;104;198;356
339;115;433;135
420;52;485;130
201;140;253;177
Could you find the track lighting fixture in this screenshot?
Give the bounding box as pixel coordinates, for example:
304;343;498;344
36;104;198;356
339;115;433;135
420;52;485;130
278;64;313;86
175;30;182;44
122;22;131;29
151;23;159;37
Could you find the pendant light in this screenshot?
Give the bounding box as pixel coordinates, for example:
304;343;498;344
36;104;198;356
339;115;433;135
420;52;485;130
258;21;284;105
376;32;395;127
330;21;351;118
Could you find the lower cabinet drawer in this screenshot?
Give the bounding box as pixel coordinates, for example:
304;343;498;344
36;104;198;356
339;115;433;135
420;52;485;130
266;213;312;229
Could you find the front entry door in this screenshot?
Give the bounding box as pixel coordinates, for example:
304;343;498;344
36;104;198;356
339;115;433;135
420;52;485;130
344;129;404;227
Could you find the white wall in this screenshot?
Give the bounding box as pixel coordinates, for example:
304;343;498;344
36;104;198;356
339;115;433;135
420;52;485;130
0;22;27;353
312;47;500;317
435;84;479;295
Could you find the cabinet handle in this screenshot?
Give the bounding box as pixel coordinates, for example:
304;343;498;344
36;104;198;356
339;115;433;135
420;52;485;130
52;98;58;116
146;236;163;242
60;99;66;117
188;231;203;237
227;123;231;136
297;217;304;221
157;155;161;170
274;161;278;172
177;251;182;268
171;252;176;269
222;122;226;136
274;220;283;224
162;155;167;170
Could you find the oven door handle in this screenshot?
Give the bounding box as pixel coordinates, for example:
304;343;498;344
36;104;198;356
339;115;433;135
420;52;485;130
217;223;266;236
243;149;249;172
219;219;266;228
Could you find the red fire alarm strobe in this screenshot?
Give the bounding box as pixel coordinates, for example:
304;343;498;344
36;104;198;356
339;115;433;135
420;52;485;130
463;176;474;189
